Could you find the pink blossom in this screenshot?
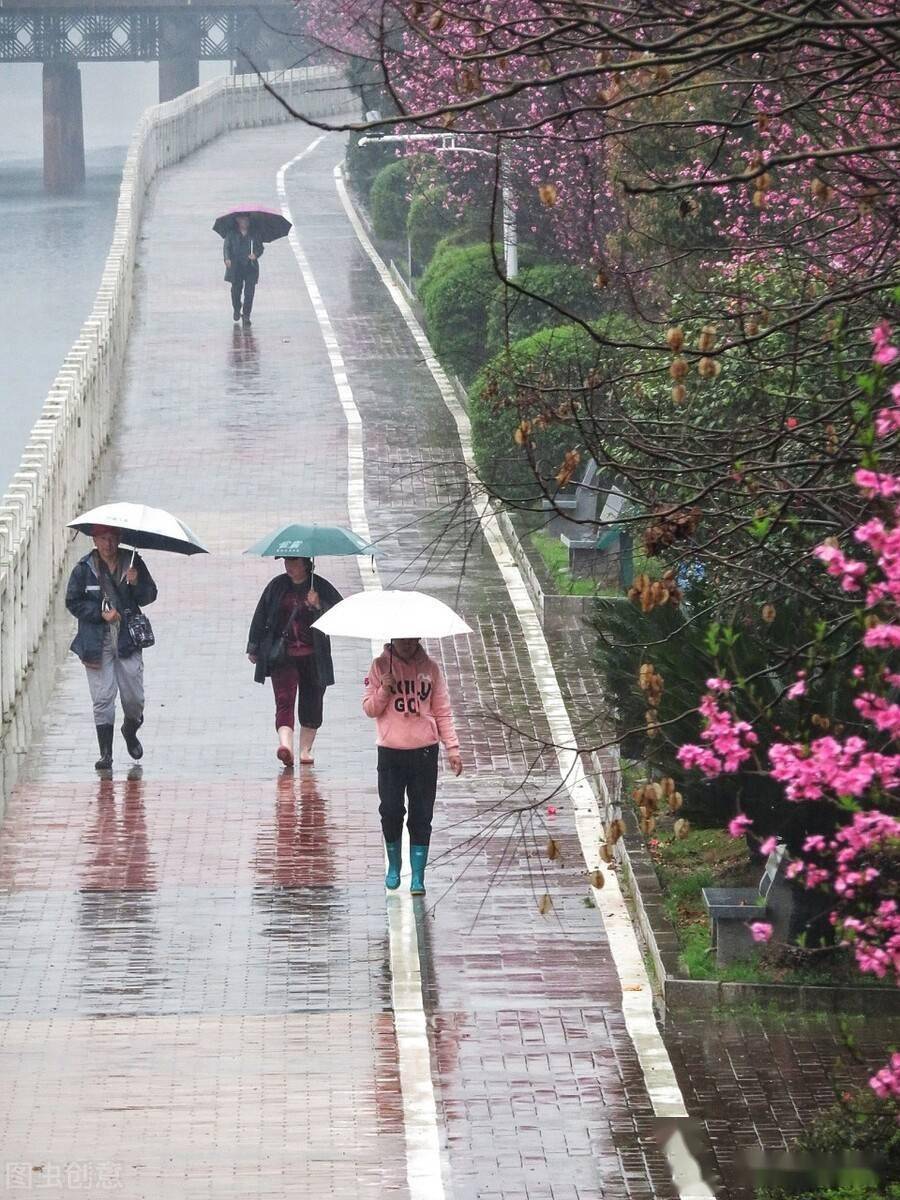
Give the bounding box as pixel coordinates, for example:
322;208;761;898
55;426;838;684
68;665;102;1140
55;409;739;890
864;624;900;649
875;406;900;438
705;677;732;692
870;1052;900;1101
873;344;899;368
728;814;753;838
787;672;807;699
854;469;900;498
750;922;773;943
759;836;778;857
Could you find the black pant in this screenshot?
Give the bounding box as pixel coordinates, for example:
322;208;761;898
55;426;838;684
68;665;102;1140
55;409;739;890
230;267;257;317
377;743;439;844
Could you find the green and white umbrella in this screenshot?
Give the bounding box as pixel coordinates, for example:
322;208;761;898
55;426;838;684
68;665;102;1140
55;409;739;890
244;523;378;559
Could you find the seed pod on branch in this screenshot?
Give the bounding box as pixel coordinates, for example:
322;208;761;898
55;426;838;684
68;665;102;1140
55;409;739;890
666;326;685;352
555;449;581;487
698;324;717;353
811;177;834;205
669;356;689;381
761;603;776;623
428;8;446;31
667;790;684;813
673;818;692;840
671;384;687;405
538;183;558;207
698;356;721;379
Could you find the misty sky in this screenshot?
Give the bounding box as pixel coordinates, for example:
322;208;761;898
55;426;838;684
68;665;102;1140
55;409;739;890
0;61;229;161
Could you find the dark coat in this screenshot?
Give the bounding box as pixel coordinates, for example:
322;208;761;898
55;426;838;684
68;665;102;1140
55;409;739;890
223;229;264;284
247;573;342;687
65;549;158;665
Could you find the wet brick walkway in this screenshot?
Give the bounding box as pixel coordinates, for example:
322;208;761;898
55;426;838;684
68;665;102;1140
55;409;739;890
0;122;892;1200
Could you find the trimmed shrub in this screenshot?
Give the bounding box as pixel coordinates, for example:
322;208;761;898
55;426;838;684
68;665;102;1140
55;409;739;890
370;160;411;240
468;322;599;497
407;185;496;274
345;131;396;201
486;263;610;356
407;186;458;272
419;242;535;382
468;315;636;498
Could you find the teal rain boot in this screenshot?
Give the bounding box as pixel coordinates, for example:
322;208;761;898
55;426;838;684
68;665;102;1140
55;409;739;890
409;844;429;895
384;841;402;890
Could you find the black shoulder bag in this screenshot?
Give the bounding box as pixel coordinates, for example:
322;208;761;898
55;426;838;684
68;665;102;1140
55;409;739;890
100;559;155;650
267;595;302;669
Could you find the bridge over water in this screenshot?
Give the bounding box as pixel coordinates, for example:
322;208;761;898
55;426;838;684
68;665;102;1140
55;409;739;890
0;68;889;1199
0;0;307;187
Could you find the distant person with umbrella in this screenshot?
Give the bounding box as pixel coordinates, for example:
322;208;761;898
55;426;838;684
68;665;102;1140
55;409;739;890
65;502;208;771
65;525;157;771
214;206;292;327
222;214;262;326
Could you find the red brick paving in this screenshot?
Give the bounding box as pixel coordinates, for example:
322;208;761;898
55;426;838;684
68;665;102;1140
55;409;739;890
5;120;883;1200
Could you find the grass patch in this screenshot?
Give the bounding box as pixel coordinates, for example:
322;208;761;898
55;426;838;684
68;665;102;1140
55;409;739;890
529;530;601;595
649;825;879;986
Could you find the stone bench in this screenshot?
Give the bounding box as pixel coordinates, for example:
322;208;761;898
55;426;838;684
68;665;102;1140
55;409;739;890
702;846;785;966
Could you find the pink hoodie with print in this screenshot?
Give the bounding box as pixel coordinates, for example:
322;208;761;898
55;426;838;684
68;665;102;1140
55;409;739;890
363;643;459;752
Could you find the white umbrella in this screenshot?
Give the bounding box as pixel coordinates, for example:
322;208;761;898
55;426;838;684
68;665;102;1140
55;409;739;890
67;503;208;556
312;590;472;640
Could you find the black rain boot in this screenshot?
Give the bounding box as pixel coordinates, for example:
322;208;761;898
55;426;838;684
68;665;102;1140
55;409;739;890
121;717;143;760
94;724;114;771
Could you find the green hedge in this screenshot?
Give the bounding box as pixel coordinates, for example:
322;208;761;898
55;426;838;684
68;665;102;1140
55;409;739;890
407;187;458;273
370;160;410;240
419;242;535;382
468;321;602;497
486;263;609;356
345;132;396;201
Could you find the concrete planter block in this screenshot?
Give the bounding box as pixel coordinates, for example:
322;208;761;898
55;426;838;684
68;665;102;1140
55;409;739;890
702;886;763;966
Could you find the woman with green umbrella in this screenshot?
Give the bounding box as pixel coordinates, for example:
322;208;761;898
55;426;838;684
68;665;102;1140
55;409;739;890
245;523;377;767
246;553;342;767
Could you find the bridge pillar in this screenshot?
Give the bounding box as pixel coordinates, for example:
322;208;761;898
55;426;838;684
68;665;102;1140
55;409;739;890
42;60;85;193
158;14;200;102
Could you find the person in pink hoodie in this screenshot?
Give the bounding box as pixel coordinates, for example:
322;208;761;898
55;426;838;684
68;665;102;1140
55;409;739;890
363;637;463;894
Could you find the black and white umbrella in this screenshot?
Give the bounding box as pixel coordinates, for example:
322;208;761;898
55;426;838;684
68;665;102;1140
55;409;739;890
67;503;208;556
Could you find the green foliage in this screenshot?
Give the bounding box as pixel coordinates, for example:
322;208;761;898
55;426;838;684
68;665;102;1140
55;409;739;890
407;186;461;273
419;243;523;383
468;322;595;496
593;593;844;852
345;132;396;202
757;1089;900;1200
528;530;602;595
468;315;636;497
486;263;609;356
369;160;411;240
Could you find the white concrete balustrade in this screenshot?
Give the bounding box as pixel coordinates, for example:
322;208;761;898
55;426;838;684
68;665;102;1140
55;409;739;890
0;66;355;729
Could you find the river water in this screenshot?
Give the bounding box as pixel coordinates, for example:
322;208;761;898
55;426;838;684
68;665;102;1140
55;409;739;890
0;62;227;493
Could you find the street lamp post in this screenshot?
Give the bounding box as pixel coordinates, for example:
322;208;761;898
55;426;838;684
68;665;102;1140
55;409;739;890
357;132;518;278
